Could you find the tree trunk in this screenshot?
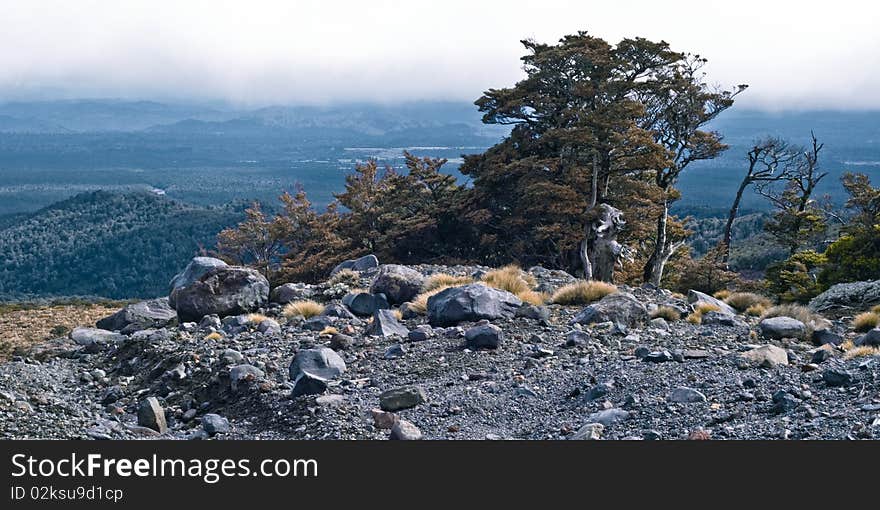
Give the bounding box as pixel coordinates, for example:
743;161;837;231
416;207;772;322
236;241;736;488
582;203;626;282
643;199;670;287
721;178;750;264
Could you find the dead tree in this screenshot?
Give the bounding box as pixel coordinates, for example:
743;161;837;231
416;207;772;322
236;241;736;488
720;137;798;263
580;203;631;282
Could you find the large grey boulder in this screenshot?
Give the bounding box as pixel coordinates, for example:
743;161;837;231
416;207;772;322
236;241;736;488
172;267;269;322
427;283;522;327
70;327;124;347
741;344;789;368
856;328;880;348
342;291;389;317
809;280;880;315
288;348;346;397
370;265;426;305
364;309;409;338
270;283;315;304
169;257;228;292
570;292;648;328
97;298;177;332
687;290;737;316
137;397;167;433
759;316;807;340
331;254;379;275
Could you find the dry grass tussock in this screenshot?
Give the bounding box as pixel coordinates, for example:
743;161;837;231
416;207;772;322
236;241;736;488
713;289;731;300
650;306;681;322
724;292;772;312
761;304;827;333
551;280;617;306
853;312;880;332
283;300;325;319
687;303;721;325
327;268;360;286
481;265;537;295
843;346;880;359
422;273;473;292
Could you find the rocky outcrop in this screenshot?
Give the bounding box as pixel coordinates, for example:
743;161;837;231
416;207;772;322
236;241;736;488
427;283;521;326
570;292;648;328
370;265;425;304
172;267;270;322
809;280;880;315
97;298;177;332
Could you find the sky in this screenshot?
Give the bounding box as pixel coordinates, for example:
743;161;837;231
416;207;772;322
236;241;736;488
0;0;878;110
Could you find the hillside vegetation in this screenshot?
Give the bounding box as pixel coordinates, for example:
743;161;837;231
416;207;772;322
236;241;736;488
0;191;241;299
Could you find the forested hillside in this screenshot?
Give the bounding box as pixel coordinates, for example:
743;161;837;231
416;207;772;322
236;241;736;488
0;191;241;299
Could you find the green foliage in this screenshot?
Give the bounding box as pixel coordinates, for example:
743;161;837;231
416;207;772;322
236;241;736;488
819;173;880;285
764;250;827;303
0;191;240;299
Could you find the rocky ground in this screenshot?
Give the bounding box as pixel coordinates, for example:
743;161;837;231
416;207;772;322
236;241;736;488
1;257;879;441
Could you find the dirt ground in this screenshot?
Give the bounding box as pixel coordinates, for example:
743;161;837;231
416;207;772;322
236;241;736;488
0;304;120;361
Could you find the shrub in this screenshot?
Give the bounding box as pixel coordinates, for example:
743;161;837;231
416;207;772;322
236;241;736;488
328;268;360;287
551;281;617;305
392;309;404;321
687;303;720;325
422;273;473;292
872;304;880;314
517;290;549;306
713;290;731;300
853;312;880;332
283;300;325;319
481;265;537;295
725;292;772;312
764;250;827;303
204;332;223;341
650;306;681;322
319;326;338;336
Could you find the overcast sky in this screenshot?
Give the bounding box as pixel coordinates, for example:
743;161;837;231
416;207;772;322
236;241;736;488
0;0;877;109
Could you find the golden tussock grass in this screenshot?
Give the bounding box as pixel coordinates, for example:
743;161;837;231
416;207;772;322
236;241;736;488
422;273;473;292
650;306;681;322
283;300;325;319
517;290;549;306
761;304;827;333
843;346;880;359
0;303;121;361
853;312;880;332
724;292;772;312
319;326;339;336
245;313;268;324
327;268;360;286
391;309;404;321
204;332;223;341
409;285;451;315
481;264;536;295
713;289;731;300
687;303;721;325
745;303;768;317
551;280;617;306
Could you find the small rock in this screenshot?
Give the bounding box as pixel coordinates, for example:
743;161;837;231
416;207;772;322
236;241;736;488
570;423;604;440
668;387;707;403
201;414;230;436
759;317;807;340
407;325;433;342
823;368;854;387
741;345;789;368
384;344;406;359
379;386;426;412
643;350;674;363
230;364;265;392
585;408;630;427
389;420;422;440
371;408;399;429
464;323;503;350
137;397;167;433
329;334;354;351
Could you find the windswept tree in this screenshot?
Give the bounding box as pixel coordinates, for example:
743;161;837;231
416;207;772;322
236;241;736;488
719;137;799;263
639;55;746;285
462;32;680;280
759;133;829;255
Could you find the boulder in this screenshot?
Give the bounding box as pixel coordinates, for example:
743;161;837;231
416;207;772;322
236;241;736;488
379;386;426;411
570;292;648;329
809;280;880;315
169;257;228;292
230;364;265;392
331;254;379;275
759;316;807;340
289;348;346;397
389;420;422;440
856;328;880;348
201;414;230;436
668;387;708;403
701;311;748;329
570;423;604;440
321;302;360;321
137;397;167;433
464;322;503;350
687;290;736;316
812;328;844;346
342;292;389;317
364;309;409;338
270;283;315;304
70;327;124;347
370;265;425;304
172;267;270;322
741;345;789;368
97;298;177;332
427;283;522;327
